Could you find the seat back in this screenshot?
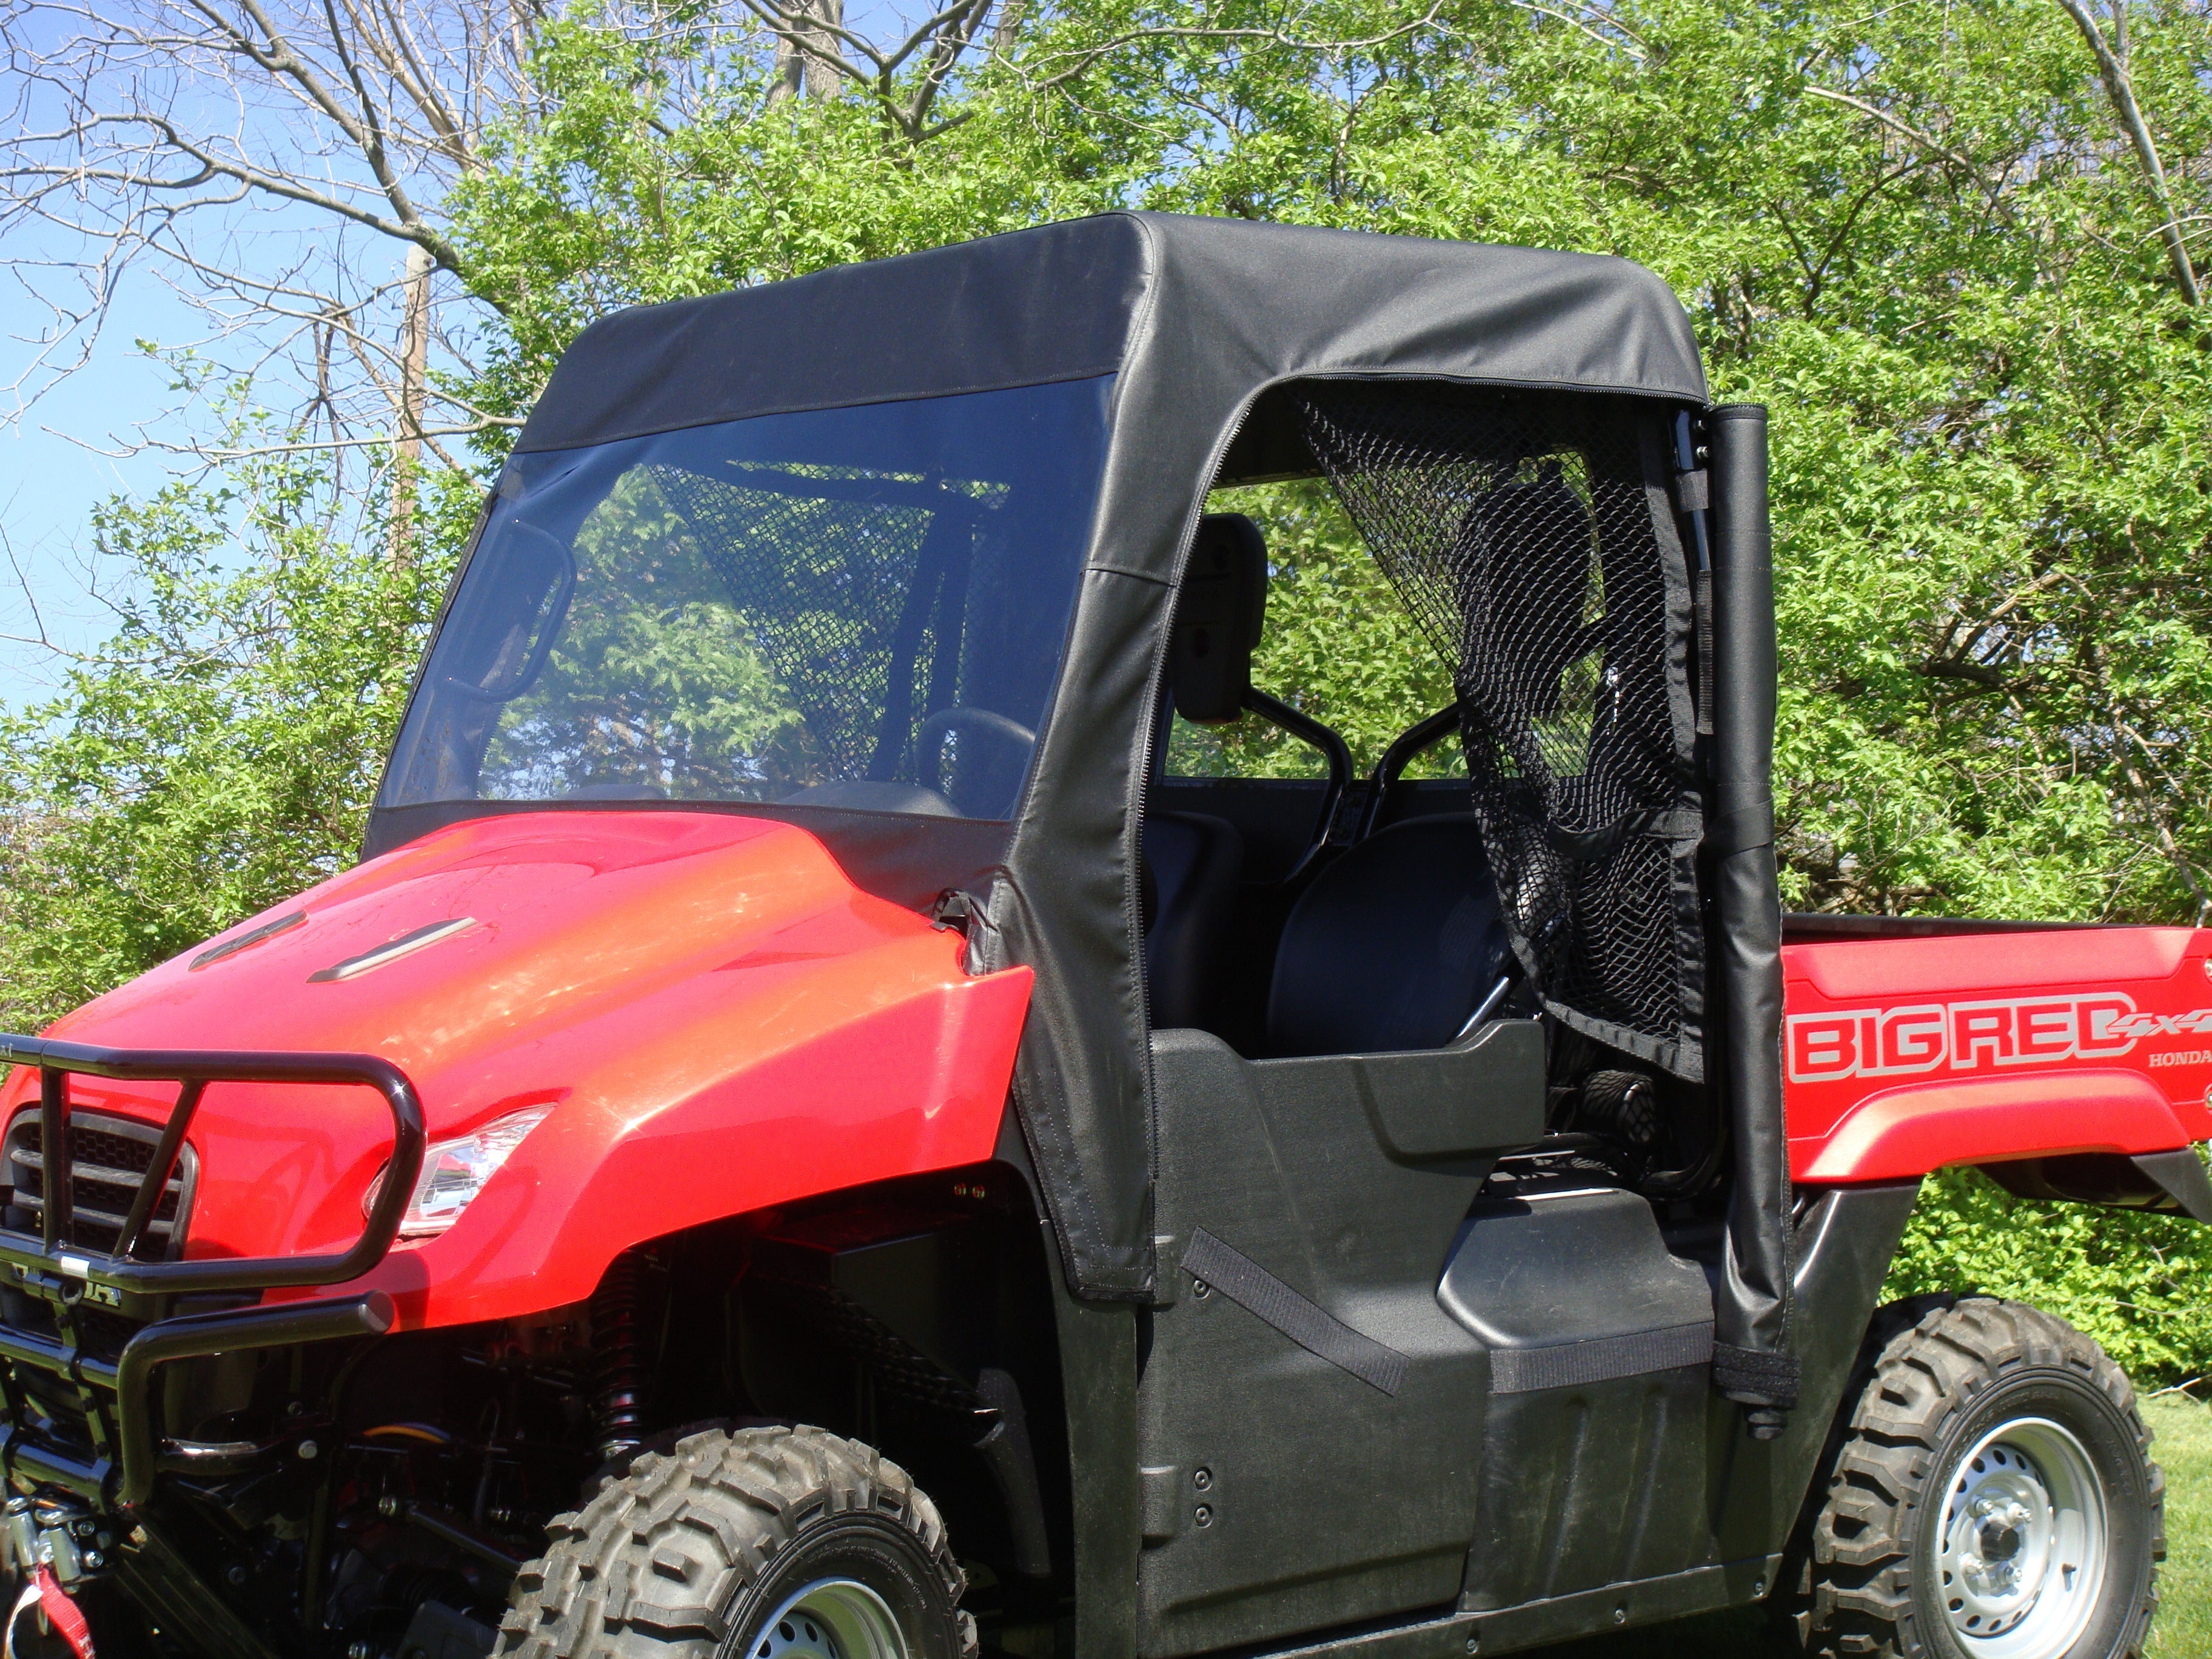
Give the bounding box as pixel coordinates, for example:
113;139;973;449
1265;814;1510;1057
1168;514;1268;724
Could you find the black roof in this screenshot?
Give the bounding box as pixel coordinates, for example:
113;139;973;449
515;212;1706;456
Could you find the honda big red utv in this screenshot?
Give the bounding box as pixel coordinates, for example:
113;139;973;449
0;213;2205;1659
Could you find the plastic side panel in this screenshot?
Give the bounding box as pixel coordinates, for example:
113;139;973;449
274;965;1033;1328
1782;925;2212;1167
1788;928;2194;1000
1136;1030;1500;1658
1795;1070;2188;1183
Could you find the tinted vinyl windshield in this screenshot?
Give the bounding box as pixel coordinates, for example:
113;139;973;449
381;377;1114;822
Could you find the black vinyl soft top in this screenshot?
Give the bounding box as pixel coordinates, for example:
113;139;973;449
514;213;1707;464
452;216;1794;1385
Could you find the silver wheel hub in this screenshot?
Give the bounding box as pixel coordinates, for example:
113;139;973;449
1935;1417;2107;1659
745;1578;910;1659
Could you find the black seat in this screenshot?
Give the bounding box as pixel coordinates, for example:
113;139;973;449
1143;812;1245;1030
1265;814;1511;1057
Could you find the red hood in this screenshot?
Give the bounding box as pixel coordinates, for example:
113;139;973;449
7;811;1030;1324
41;811;936;1133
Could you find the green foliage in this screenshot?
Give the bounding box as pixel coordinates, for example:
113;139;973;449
1886;1165;2212;1381
0;412;465;1030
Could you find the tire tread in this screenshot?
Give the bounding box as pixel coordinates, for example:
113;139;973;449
497;1424;974;1659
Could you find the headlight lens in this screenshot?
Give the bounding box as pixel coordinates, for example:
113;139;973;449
364;1105;552;1239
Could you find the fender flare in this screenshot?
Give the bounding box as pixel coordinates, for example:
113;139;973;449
1793;1068;2191;1184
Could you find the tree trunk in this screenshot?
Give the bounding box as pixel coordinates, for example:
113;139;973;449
389;241;435;566
768;0;846;103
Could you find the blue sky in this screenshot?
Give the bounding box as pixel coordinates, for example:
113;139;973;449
0;0;934;716
0;254;200;709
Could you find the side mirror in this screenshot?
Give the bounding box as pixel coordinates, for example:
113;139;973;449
436;519;578;704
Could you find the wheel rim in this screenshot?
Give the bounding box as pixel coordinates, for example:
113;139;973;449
743;1578;911;1659
1933;1416;2108;1659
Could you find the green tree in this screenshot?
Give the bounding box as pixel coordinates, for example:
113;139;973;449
0;406;467;1030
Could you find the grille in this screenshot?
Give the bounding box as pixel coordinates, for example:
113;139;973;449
2;1111;196;1259
1291;383;1706;1081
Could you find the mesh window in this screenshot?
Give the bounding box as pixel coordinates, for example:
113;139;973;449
1291;383;1705;1079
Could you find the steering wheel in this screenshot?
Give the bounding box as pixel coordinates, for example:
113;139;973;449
914;707;1036;799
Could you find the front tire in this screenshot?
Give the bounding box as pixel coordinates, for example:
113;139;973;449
498;1425;974;1659
1797;1296;2162;1659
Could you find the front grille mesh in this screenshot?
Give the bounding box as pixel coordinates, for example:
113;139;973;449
2;1111;195;1259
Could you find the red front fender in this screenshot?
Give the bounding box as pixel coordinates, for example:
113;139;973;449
275;959;1031;1328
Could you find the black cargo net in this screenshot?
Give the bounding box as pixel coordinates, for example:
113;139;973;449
1292;384;1704;1080
648;465;984;780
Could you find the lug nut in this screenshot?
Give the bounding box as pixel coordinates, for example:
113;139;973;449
79;1550;102;1570
295;1439;319;1460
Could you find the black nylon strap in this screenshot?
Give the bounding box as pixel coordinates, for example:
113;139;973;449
1704;802;1775;858
1182;1229;1408;1396
1489;1321;1713;1395
1712;1341;1801;1409
1544;806;1703;862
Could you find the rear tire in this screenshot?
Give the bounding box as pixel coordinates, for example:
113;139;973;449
1795;1296;2162;1659
498;1424;974;1659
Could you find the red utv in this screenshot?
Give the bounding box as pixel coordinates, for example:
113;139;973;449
0;214;2200;1659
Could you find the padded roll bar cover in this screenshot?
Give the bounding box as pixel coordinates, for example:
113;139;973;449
1170;514;1269;725
1706;403;1798;1414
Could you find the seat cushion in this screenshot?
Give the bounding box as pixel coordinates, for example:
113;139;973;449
1266;814;1510;1057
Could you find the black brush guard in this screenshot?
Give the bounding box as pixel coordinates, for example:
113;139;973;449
0;1034;424;1512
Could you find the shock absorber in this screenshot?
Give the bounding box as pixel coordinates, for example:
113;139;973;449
591;1250;653;1461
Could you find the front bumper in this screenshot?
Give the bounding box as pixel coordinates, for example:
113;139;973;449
0;1033;423;1511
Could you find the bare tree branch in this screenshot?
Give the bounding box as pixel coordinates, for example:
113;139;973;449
1803;84;1985;180
2053;0;2200;304
0;0;545;499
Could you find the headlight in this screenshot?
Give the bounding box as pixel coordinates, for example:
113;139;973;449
364;1105;552;1239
